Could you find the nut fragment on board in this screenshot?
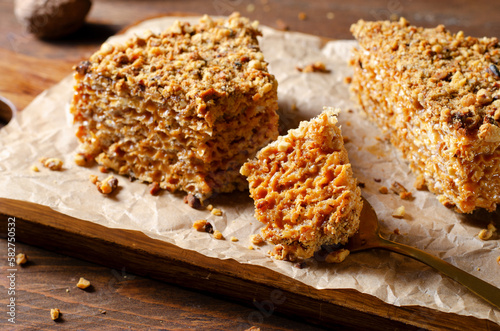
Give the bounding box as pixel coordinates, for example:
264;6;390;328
50;308;60;321
96;175;118;194
40;157;63;171
16;253;27;265
76;277;91;289
392;205;406;219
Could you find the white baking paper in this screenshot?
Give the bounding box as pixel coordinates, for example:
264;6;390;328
0;16;498;324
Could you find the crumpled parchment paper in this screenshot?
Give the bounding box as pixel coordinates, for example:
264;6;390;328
0;16;498;324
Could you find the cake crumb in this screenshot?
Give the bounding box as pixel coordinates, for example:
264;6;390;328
344;76;352;84
298;12;307;20
193;219;208;232
379;186;389;194
325;249;350;263
89;174;99;185
211;208;223;216
96;175;118;194
40;157;63;171
98;165;109;173
213;230;224;240
250;234;265;245
76;277;91;289
50;308;61;321
478;229;493;241
296;61;330;73
31;165;40;172
230;236;239;242
392;205;406;219
497;256;500;266
99;309;107;314
399;191;413;200
16;253;28;265
248;245;254;250
414;174;427;190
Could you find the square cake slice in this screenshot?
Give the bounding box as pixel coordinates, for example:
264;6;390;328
70;13;279;199
350;18;500;213
241;108;363;261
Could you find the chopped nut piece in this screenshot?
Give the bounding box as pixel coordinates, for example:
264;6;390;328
478;229;493;241
193;219;208;232
148;182;161;195
74;153;91;166
183;193;203;210
96;175;118;194
15;253;27;265
30;165;39;172
298;12;307;21
393;228;401;235
379;186;389;194
487;222;497;233
211;208;223;216
76;277;91;289
230;236;239;242
250;234;265;245
50;308;60;321
344;76;352;84
390;181;408;195
297;61;330;73
275;18;289;31
399;191;413;200
206;204;214;211
99;309;107;314
213;230;224;240
414;174;427;190
40;157;63;171
325;248;350;263
204;222;214;234
89;174;99;185
248;245;254;250
98;165;109;173
392;205;406;219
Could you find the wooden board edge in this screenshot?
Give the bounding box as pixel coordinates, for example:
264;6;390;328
1;198;497;330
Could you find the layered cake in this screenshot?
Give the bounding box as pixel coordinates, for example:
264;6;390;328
241;108;363;261
70;13;279;199
350;18;500;213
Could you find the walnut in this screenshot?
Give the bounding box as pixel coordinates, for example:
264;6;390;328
14;0;92;39
40;157;63;171
213;230;224;240
478;123;500;143
96;175;118;194
193;219;208;232
16;253;28;265
325;248;350;263
392;205;406;219
211;208;223;216
50;308;61;321
76;277;91;289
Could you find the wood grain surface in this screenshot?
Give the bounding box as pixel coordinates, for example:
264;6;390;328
1;0;500;330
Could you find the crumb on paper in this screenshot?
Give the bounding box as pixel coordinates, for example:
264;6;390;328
250;234;265;245
379;186;389;194
248;245;254;250
204;222;214;234
399;191;413;200
148;182;161;195
390;181;408;195
40;157;63;171
213;230;224;240
478;229;493;241
487;222;497;233
325;248;350;263
206;204;214;211
392;205;405;219
30;165;39;172
343;136;351;144
230;236;239;242
211;208;223;216
193;219;208;232
296;61;330;73
16;253;27;265
96;175;118;194
344;76;352;84
183;193;202;209
98;165;109;173
50;308;60;321
76;277;91;289
89;174;98;185
275;19;289;31
414;174;427;190
298;12;307;20
74;153;93;166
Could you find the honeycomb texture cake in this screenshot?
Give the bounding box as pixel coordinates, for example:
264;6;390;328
241;108;363;261
350;18;500;213
70;13;279;199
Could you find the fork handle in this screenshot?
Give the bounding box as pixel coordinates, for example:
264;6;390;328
377;237;500;310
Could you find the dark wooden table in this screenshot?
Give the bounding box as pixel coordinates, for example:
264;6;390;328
1;1;499;329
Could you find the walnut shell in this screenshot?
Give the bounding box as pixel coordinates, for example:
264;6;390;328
14;0;92;39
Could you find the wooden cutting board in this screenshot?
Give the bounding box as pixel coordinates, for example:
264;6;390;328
0;47;498;331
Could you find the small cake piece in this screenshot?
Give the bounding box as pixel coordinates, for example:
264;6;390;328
70;13;279;200
350;18;500;213
241;108;363;261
